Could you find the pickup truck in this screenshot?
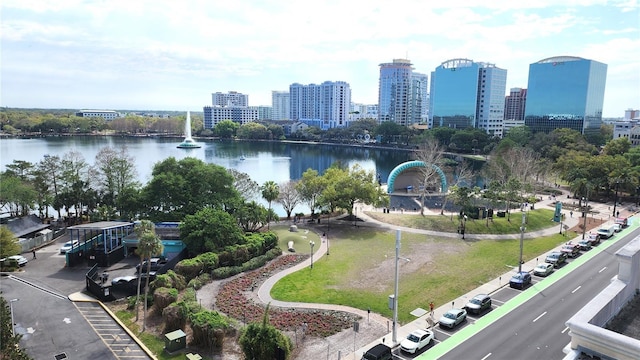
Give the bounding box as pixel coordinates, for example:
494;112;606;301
545;251;568;268
561;243;580;258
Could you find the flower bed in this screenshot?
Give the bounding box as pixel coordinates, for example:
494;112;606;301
215;254;356;337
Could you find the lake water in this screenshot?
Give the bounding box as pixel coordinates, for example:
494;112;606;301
2;136;412;215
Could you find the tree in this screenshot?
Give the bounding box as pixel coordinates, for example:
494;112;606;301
179;208;245;254
214;120;239;139
413;138;445;215
504;125;532;147
0;296;32;360
0;226;20;258
603;137;631;156
325;164;382;220
94;146;139;215
296;169;324;217
276;181;301;220
228;169;259;200
239;304;292;360
261;181;280;230
235;201;270;232
133;220;163;326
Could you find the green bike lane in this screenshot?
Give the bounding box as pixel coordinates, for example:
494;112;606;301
417;217;639;360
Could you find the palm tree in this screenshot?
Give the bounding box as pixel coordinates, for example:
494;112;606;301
133;220;161;323
261;181;280;230
137;231;163;331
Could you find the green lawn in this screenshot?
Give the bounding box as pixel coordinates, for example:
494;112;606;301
270;209;567;324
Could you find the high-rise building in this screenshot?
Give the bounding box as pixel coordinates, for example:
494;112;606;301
378;59;413;125
411;72;429;124
289;81;351;130
212;91;249;107
429;58;507;136
504;88;527;121
203;106;258;129
272;91;290;120
524;56;607;134
249;106;272;120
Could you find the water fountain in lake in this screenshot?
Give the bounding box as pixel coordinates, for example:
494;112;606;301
177;111;201;149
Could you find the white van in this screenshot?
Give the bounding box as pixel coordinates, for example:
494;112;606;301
596;225;616;239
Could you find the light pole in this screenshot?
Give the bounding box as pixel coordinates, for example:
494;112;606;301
582;197;588;240
613;180;620;217
9;298;19;336
392;230;400;345
309;240;315;269
518;212;526;273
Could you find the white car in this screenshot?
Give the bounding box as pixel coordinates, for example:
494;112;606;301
533;262;554;277
59;240;79;254
1;255;28;267
400;329;434;354
439;308;467;329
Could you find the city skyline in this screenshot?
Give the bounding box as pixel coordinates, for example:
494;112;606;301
1;1;638;117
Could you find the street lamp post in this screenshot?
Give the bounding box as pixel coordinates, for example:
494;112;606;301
9;298;19;336
309;241;315;269
392;230;400;345
582;197;588;240
518;212;526;273
613;180;620;217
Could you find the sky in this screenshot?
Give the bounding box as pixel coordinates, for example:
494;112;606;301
1;0;639;117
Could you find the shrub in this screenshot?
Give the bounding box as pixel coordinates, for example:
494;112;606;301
187;273;211;290
188;310;229;349
211;266;243;279
150;270;187;292
153;287;179;312
196;252;219;273
175;258;204;282
162;302;186;333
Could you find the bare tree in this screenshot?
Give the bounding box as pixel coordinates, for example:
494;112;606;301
228;169;259;200
276;180;301;220
413;138;445;215
440;159;473;215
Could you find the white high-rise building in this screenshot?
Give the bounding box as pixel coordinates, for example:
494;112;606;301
212;91;249;107
289;81;351;130
272;91;290;120
412;72;429;124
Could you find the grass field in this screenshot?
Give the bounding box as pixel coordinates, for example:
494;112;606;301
270;208;569;324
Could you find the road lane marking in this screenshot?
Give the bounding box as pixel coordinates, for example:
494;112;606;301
481;353;492;360
572;286;581;293
599;267;607;273
562;327;569;334
533;311;547;322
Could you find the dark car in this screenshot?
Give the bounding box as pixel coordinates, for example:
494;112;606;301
509;271;532;289
465;294;492;315
576;240;592;251
361;343;392;360
136;257;168;273
545;251;568;268
111;273;156;292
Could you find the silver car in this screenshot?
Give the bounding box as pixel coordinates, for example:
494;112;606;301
439;308;467;329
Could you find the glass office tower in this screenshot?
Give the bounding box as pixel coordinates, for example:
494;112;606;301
429;58;506;136
378;59;413;125
524;56;607;134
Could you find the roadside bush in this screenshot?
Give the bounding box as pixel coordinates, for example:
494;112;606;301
151;270;187;292
188;310;230;349
211;266;242;279
195;252;219;273
153;287;179;312
174;258;204;282
162;302;186;333
187;273;211;290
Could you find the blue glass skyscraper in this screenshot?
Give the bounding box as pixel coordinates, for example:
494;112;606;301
524;56;607;134
429;58;506;136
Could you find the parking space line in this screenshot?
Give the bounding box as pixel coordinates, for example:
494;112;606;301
481;352;492;360
532;311;547;322
571;285;581;293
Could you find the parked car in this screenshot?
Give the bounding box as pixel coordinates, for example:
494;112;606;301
111;273;156;289
465;294;492;314
361;343;392;360
576;240;592;251
0;255;28;267
439;308;467;329
509;271;532;289
533;262;554;277
615;217;628;228
545;251;568;268
596;225;616;239
400;329;434;354
586;232;601;246
561;243;580;258
136;257;168;273
59;240;79;254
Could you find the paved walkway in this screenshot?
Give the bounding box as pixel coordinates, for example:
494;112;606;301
256;188;633;358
